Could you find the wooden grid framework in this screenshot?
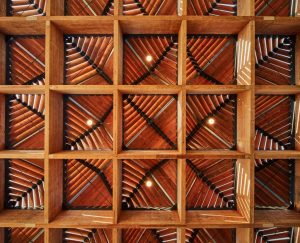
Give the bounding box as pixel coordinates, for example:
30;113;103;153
0;0;299;242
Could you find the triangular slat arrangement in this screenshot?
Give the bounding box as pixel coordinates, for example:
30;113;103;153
186;94;237;150
7;94;45;150
255;0;296;16
63;228;112;242
65;0;114;15
186;159;236;209
187;35;237;85
5;228;44;243
64;95;113;150
187;0;237;16
122;159;177;210
122;228;177;242
255;159;294;209
5;159;44;210
185;228;235;242
123;35;178;85
7;0;47;16
123;0;177;15
6;36;45;85
123;94;177;150
255;35;295;85
64;35;113;85
255;95;294;150
64;159;112;209
254;227;293;243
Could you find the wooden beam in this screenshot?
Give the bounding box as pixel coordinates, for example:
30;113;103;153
113;158;122;224
114;20;123;85
0;95;4;150
296;160;300;212
237;0;254;16
112;228;122;243
46;228;62;243
0;34;5;85
295;34;300;85
254;210;300;227
0;18;46;35
0;159;4;212
177;159;186;223
237;21;254;85
187;17;250;34
236;159;252;223
236;228;253;243
178;20;186;86
177;228;185;243
48;0;64;16
50;17;114;34
46;160;63;222
46;21;64;85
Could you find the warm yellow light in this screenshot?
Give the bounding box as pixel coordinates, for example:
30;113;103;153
146;55;153;62
145;180;152;187
207;118;215;125
86;119;93;126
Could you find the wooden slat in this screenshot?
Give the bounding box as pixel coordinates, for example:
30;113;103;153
177;159;186;223
0;86;45;94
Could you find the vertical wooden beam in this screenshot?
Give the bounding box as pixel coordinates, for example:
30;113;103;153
178;0;187;16
295;159;300;212
0;34;6;85
45;228;62;243
115;0;123;16
295;34;300;85
112;228;122;243
0;1;6;16
48;0;65;16
45;21;64;86
237;0;254;16
236;159;252;224
237;21;255;86
46;160;63;222
113;158;122;224
236;228;253;243
0;95;5;150
177;159;186;223
0;159;4;212
114;90;123;154
177;228;185;243
178;20;186;86
114;20;123;85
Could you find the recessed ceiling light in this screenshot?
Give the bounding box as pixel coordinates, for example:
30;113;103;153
86;119;93;126
207;118;215;125
145;180;152;187
146;55;153;62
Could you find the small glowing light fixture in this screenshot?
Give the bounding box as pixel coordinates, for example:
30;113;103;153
145;180;152;187
207;118;215;125
146;55;153;62
86;119;93;126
